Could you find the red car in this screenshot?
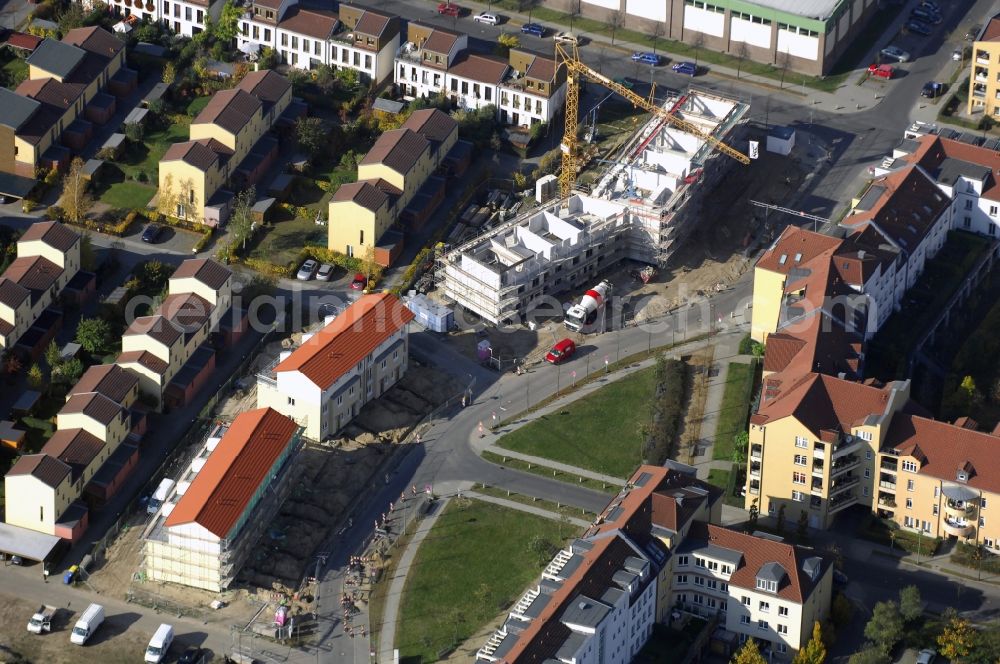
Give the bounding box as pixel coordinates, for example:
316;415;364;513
437;2;460;16
867;63;895;80
545;338;576;364
351;273;367;290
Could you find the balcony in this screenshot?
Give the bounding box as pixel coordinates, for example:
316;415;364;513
830;475;859;495
810;496;823;510
943;518;974;538
813;447;825;460
812;460;824;474
811;479;824;495
879;475;896;491
880;458;897;473
946;499;977;517
829;492;857;513
750;445;762;461
832;437;862;459
749;480;760;495
976;52;991;65
877;494;896;509
974;85;987;98
749;461;761;478
831;454;860;476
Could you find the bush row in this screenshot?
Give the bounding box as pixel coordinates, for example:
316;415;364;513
643;357;688;465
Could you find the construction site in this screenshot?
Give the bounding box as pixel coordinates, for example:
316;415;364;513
437;88;751;328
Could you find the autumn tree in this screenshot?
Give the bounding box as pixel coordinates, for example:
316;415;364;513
294;117;327;158
62;157;92;223
736;42;751;79
938;615;976;660
898;585;922;623
75;317;111;355
214;0;242;42
732;638;767;664
793;622;827;664
158;173;178;218
608;10;625;45
162;62;176;86
796;510;809;541
26;363;43;389
44;341;60;370
180;177;198;221
864;600;903;650
80;233;96;271
229;187;256;250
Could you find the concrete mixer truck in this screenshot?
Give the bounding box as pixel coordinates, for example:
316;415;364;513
564;280;611;333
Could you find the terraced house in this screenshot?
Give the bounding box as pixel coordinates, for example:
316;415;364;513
117;258;237;410
0;26;132;195
0;222;83;358
158;69;298;226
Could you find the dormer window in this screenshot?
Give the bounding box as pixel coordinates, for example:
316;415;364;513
756;578;777;593
958;470;969;482
902;460;918;472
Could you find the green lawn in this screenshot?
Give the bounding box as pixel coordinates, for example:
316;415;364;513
496;366;657;478
481;450;620;493
98;181;156;210
248;217;327;267
0;51;27;89
396;498;562;662
858;516;940;556
186;95;212;116
713;362;755;460
116;117;193;182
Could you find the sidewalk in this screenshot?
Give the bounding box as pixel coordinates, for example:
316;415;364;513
464;490;592;528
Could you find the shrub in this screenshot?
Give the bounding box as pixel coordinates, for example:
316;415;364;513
21;200;36;213
48;205;66;221
243;256;291;278
193;229;213;253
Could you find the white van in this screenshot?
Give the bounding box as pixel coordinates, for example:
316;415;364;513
144;623;174;663
147;478;176;514
70;603;104;645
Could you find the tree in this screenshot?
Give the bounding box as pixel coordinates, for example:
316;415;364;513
80;233;96;272
651;21;665;55
57;2;85;34
124;121;144;143
898;585;922;623
180;177;198;221
26;363;43;390
692;32;706;67
361;244;379;286
294;117;327;158
214;0;241;42
864;600;903;649
938;615;976;660
158;173;178;218
776;503;786;533
44;341;60;371
162;61;176;86
53;357;83;386
75;317;111;354
831;593;854;628
520;0;538;21
778;49;792;89
608;10;625;45
496;32;520;57
796;510;809;541
848;644;890;664
736;42;751;79
567;0;581;32
229;187;256;250
732;638;767;664
793;621;827;664
748;499;759;528
61;157;92;223
3;353;22;377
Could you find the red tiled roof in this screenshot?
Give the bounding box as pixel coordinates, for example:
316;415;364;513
6;32;42;51
193;88;262;135
330;178;401;212
980;16;1000;41
0;277;30;309
69;364;138;405
5;255;63;293
6;453;71;488
448;52;508;85
400;108;456;146
909;133;1000;202
18;221;79;253
161;139;231;171
277;6;339;40
60;391;123;426
164;408;298;538
117;349;169;375
170;258;231;291
355;9;392;40
236;69;291;110
359;128;430;175
762;333;808;374
123;314;182;347
43;428;105;478
275;293;413;389
756;225;841;275
158;292;212;331
886;414;1000;494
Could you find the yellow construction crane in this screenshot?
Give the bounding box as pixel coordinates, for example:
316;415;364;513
554;42;750;198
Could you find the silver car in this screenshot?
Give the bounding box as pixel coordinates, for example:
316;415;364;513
880;45;910;62
317;263;334;281
296;259;318;280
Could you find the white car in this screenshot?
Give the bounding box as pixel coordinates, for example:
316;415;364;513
316;263;334;281
916;650;936;664
554;31;578;45
880;45;910;62
296;259;318;281
473;12;498;25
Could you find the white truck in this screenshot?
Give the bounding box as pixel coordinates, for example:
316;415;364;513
27;605;56;633
146;478;176;515
70;603;104;645
565;280;612;334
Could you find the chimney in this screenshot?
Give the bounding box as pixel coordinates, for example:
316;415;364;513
858;249;865;260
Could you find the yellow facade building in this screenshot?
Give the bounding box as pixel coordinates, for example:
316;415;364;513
969;16;1000;118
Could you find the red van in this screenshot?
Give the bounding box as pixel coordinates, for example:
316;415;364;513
545;338;576;364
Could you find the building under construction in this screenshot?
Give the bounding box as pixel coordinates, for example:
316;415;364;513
438;88;749;325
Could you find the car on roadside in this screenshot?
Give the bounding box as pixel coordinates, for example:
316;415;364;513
296;259;318;281
916;649;936;664
911;7;941;24
921;81;944;98
671;61;697;76
141;223;164;243
967;24;983;41
833;569;849;588
350;272;367;290
954;47;966;61
906;20;932;36
631;51;660;65
919;0;940;12
178;647;204;664
554;31;578;45
880;45;910;62
867;63;895;79
436;2;460;16
521;22;545;37
545;338;576;364
316;263;334;281
473;12;498;25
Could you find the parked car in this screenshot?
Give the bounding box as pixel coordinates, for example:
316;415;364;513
954;47;966;61
631;51;660;65
436;2;460;16
316;263;334;281
521;22;544;37
671;61;697;76
141;223;164;243
350;272;367;290
545;338;576;364
296;259;318;281
911;8;942;24
178;648;204;664
832;569;849;588
906;20;932;36
554;31;578;45
867;63;895;79
880;45;910;62
967;24;983;41
919;0;940;12
921;81;944;98
916;650;936;664
473;12;498;25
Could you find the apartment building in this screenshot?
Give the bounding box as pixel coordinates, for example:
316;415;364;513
143;407;303;592
157;0;218;38
479;465;832;662
541;0;878;76
235;0;399;78
256;293;413;441
118;258;233;409
968;15;1000;117
0;26;128;185
395;23;567;127
158;70;294;226
327;108;458;265
0;221;81;354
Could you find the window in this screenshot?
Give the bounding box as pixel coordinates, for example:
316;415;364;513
39;506;43;521
794;454;807;466
982;517;987;527
865;469;871;478
696;557;706;568
966;199;975;210
792;491;805;502
756;578;777;593
907;479;915;491
795;436;809;448
932;505;939;516
859;431;873;442
983;498;989;509
934;487;940;498
990;225;996;237
281;33;288;46
741;615;751;625
778;606;788;617
676;574;688;584
965;216;972;228
722;565;733;575
196;9;202;22
302;38;309;52
903;460;918;472
291;36;298;49
287;397;295;406
184;6;191;20
759;601;770;612
906;498;913;509
678;555;689;566
793;472;806;484
864;487;870;496
866;450;873;460
758;620;769;631
778;624;788;635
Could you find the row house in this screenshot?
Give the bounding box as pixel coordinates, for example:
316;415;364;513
394;23;567;128
0;27;130;185
157;0;217;38
158;69;294;226
256;293;414;441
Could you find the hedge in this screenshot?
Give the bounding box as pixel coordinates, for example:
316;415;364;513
643;357;688;465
